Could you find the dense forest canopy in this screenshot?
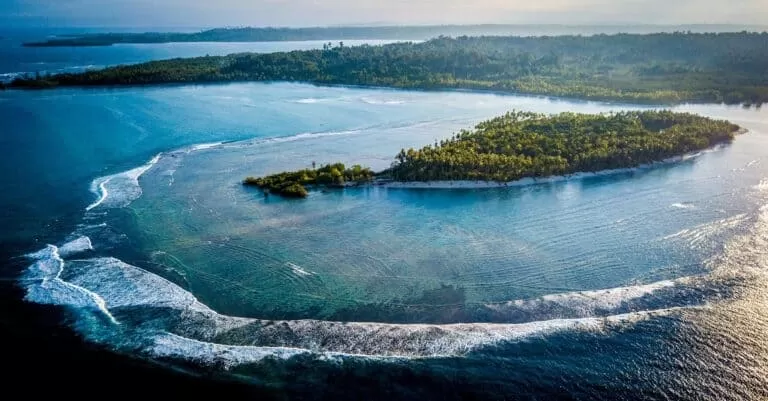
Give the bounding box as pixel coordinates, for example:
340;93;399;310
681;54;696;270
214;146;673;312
245;110;739;198
23;25;766;47
244;163;374;198
385;110;740;182
12;33;768;105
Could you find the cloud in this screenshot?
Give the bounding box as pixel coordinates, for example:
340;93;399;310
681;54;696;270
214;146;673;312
2;0;766;27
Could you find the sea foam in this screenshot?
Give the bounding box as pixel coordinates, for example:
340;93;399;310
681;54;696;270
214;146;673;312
482;279;686;321
23;240;117;324
85;154;161;211
23;250;692;368
16;135;738;370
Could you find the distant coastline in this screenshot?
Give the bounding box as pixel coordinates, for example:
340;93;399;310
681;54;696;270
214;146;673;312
11;33;768;106
22;24;768;47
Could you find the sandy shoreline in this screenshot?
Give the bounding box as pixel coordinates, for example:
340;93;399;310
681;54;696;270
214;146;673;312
379;130;745;190
380;155;703;189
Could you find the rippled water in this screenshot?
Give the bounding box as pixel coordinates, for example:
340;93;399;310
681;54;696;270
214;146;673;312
5;79;768;397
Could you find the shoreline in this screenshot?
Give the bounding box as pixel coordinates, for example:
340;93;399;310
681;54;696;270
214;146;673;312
6;79;732;107
9;77;759;108
377;130;745;190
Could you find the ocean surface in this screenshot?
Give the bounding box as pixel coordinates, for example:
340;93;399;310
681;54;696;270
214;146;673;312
2;33;768;399
0;30;402;82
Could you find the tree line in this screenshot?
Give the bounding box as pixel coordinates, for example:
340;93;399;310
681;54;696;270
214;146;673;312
244;110;739;198
244;163;374;198
25;25;755;47
12;32;768;105
384;110;740;182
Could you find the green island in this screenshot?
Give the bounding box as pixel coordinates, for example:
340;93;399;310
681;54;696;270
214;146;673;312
11;33;768;105
244;163;374;198
246;110;740;198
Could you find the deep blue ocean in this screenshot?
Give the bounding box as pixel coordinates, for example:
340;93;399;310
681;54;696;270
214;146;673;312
2;31;768;399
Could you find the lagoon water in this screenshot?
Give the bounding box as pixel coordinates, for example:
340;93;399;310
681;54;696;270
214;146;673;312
3;37;768;399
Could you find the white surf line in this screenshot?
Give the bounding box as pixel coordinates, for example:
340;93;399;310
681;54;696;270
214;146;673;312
186;142;224;153
138;154;162;176
484;278;682;313
24;244;118;325
82;130;362;212
145;306;696;369
85;153;161;211
286;262;314;276
20;244;706;366
85;177;112;211
58;236;94;258
23;126;743;367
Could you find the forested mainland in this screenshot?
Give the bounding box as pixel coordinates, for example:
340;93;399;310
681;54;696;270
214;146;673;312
22;25;760;47
246;110;740;198
12;33;768;105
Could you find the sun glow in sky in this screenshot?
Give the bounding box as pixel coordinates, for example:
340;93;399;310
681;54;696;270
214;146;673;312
2;0;766;27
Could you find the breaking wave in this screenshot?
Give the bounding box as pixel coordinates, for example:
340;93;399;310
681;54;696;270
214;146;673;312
19;222;720;368
85;154;161;211
23;245;692;368
19;219;708;368
82;129;360;212
22;239;117;324
18;133;763;370
186;142;224;152
361;97;406;105
265;130;361;144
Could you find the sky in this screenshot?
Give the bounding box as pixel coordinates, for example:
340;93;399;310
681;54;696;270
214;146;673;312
2;0;767;28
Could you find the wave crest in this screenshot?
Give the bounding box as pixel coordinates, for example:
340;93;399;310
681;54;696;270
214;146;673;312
21;249;693;368
85;154;161;211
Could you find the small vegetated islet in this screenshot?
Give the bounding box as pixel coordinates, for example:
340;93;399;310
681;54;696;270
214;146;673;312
245;110;740;198
244;163;374;198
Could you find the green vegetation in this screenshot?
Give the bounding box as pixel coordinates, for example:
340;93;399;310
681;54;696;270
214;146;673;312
244;163;374;198
385;110;740;182
244;111;739;199
24;25;755;47
11;33;768;105
23;26;527;47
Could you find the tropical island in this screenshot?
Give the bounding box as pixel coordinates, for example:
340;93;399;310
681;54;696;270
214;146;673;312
246;110;741;198
11;33;768;105
244;163;374;198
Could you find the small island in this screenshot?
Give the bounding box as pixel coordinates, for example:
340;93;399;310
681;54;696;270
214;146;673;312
246;110;741;198
244;163;374;198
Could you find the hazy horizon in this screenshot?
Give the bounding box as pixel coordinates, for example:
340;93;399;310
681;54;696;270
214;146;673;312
3;0;767;28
